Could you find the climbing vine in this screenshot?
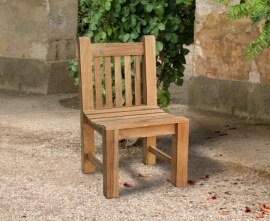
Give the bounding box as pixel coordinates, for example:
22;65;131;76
216;0;270;59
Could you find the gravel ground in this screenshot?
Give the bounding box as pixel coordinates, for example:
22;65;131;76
0;92;269;221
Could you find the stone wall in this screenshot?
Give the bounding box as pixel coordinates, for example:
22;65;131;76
0;0;77;94
189;0;270;121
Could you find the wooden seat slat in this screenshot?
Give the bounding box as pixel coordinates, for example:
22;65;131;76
91;112;168;123
84;105;158;115
86;108;164;119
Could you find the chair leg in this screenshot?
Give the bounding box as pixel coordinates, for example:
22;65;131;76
81;115;95;173
142;136;156;165
171;121;189;187
103;129;119;198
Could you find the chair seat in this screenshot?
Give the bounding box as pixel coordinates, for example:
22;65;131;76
84;105;188;130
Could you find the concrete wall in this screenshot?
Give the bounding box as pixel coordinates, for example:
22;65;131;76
189;0;270;121
0;0;77;94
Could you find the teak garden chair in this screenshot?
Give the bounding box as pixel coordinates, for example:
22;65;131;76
78;35;189;198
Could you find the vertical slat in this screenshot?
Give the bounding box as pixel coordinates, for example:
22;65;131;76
124;56;132;106
103;129;119;198
78;37;94;110
134;55;142;105
141;36;157;106
171;121;189;187
94;57;103;108
142;136;156;165
114;56;122;107
104;57;113;107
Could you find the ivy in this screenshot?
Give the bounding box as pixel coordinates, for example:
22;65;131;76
215;0;270;59
69;0;195;106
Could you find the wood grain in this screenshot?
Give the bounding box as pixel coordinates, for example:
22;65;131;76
104;57;113;107
134;55;142;105
94;57;103;108
124;56;132;106
92;43;144;57
114;56;122;107
171;121;189;187
103;129;119;198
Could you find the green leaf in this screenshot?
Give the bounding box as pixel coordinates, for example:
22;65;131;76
145;4;153;12
158;23;165;31
156;41;164;52
131;32;139;39
122;33;130;42
155;5;164;16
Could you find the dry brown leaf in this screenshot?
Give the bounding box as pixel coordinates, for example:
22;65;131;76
256;213;264;219
138;173;150;177
219;210;229;215
260;204;270;215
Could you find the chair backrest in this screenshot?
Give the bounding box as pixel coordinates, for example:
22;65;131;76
78;35;157;111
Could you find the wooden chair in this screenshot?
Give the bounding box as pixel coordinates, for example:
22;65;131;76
78;35;189;198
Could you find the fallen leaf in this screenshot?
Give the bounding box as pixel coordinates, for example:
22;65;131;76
138;173;150;177
123;182;132;188
245;207;251;213
219;133;228;136
219;210;229;215
256;213;264;219
200;174;209;181
207;194;217;200
224;191;231;195
260;204;270;214
188;180;195;185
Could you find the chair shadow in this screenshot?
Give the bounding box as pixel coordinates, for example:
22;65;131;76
119;134;226;197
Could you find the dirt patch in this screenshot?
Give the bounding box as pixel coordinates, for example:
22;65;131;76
59;94;80;109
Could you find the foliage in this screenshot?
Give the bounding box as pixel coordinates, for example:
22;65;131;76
216;0;270;60
68;0;195;106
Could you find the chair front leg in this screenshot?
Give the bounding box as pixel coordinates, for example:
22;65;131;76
171;121;189;187
81;114;95;173
103;129;119;198
142;136;156;165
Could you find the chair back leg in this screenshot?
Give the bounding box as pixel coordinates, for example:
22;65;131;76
142;136;156;165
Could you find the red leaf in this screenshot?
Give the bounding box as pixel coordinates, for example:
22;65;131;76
256;213;264;219
207;195;217;200
123;182;132;188
188;180;195;185
245;207;251;213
